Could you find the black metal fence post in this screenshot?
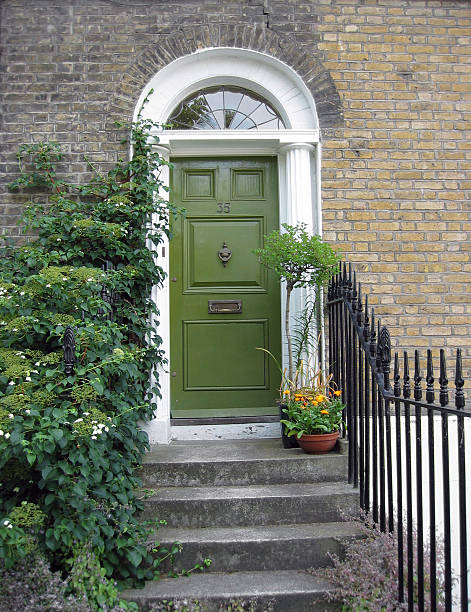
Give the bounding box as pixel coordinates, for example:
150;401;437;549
327;267;470;611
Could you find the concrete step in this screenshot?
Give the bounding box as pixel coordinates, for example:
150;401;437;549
139;439;348;488
140;482;358;527
154;521;361;573
122;569;339;611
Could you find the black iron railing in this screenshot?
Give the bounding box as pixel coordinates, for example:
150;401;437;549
327;263;470;612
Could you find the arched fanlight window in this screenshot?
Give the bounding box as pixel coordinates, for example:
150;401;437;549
167;86;285;130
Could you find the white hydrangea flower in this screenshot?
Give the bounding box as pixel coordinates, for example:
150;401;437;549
12;328;17;332
9;414;14;419
104;426;109;432
35;362;41;366
25;377;31;382
25;410;30;415
91;435;97;440
74;418;83;423
20;355;26;359
8;382;14;386
20;292;25;296
4;433;10;439
0;430;4;436
3;520;11;526
46;284;51;288
57;238;61;241
87;278;94;282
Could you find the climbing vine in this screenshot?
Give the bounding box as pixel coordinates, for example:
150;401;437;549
0;99;178;607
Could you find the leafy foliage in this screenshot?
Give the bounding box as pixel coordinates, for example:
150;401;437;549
254;223;341;381
314;513;449;611
0;551;91;612
0;102;179;605
254;223;340;292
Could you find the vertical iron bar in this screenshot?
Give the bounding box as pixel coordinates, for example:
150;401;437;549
442;410;452;612
363;297;371;514
357;287;364;507
371;310;378;524
378;391;386;532
379;326;393;533
426;349;436;612
394;353;404;603
403;351;414;611
455;349;468;611
414;351;424;612
352;274;358;488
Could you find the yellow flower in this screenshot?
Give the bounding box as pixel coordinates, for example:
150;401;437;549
311;400;318;406
283;390;290;395
334;390;342;397
315;394;325;402
320;409;329;415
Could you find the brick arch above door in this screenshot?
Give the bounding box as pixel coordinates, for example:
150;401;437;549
106;25;343;132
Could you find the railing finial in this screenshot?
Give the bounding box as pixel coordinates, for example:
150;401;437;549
455;348;465;410
403;351;411;399
394;352;401;397
414;350;422;401
378;325;391;389
370;308;376;358
357;282;363;326
363;294;370;341
63;326;76;377
376;318;382;370
426;349;435;404
439;348;449;407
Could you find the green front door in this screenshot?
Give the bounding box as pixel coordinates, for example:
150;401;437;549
170;157;281;418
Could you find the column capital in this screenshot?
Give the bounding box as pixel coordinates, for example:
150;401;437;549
151;143;171;158
279;142;316;154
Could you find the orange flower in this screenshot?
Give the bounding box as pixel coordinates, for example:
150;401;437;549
315;394;325;402
334;390;342;397
283;390;290;395
320;409;329;414
311;400;318;406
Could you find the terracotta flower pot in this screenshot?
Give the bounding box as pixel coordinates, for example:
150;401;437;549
297;430;339;454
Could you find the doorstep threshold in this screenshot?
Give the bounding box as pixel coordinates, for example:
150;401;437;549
171;416;279;426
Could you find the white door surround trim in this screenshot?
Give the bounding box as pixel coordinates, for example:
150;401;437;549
136;48;322;444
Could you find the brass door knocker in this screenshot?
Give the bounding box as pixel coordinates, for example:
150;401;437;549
218;242;232;267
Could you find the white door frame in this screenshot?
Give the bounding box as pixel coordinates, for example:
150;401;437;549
136;49;322;444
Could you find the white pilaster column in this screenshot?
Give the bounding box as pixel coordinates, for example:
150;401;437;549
279;143;320;377
281;143;316;232
143;144;172;445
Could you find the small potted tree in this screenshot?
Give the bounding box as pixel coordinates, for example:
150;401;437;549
254;223;342;451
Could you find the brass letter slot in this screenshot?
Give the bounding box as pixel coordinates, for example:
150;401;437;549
208;300;242;314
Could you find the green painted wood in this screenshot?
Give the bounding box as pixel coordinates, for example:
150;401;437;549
170;157;281;418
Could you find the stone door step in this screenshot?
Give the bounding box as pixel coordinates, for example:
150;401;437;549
122;569;339;611
140;482;358;527
153;521;361;573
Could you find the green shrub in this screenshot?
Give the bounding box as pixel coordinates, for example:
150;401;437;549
0;98;179;604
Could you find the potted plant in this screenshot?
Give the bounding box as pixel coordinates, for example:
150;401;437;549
254;223;341;383
254;223;342;448
280;371;345;454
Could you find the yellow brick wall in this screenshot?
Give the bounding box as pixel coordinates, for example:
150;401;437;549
319;1;471;380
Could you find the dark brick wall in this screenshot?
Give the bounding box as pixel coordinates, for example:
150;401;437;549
1;0;471;372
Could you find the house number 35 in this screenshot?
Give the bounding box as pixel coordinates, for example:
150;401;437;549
217;202;231;213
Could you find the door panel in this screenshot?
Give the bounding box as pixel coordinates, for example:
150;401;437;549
170;157;281;418
184;217;265;291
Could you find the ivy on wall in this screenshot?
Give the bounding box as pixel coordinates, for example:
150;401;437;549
0;100;179;606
